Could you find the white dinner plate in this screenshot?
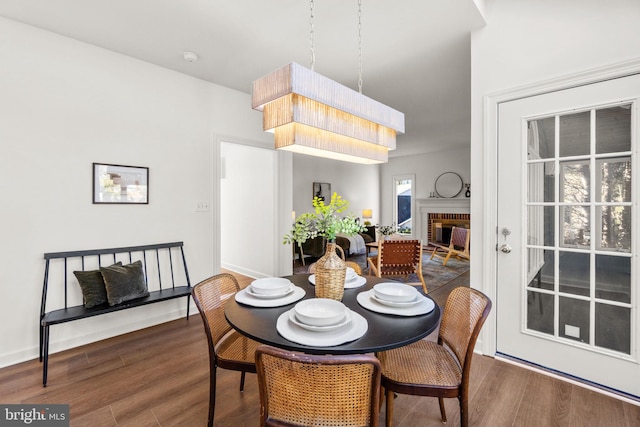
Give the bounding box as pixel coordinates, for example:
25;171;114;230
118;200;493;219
356;289;435;316
246;284;295;299
288;309;352;332
371;293;422;308
276;309;368;346
235;285;305;307
308;274;367;289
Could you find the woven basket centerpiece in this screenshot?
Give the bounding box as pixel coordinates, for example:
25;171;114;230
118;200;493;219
314;242;346;301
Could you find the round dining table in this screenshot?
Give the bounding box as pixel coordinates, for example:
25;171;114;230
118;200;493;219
224;274;441;355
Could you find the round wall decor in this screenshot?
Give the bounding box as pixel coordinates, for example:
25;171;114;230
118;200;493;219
434;172;464;198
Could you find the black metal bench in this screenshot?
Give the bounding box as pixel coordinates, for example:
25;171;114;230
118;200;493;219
39;242;192;386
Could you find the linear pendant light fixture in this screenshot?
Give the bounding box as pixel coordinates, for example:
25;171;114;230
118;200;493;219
251;1;404;164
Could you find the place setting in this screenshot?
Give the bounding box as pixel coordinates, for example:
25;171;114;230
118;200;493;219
308;266;367;289
276;298;368;346
357;282;435;316
235;277;305;307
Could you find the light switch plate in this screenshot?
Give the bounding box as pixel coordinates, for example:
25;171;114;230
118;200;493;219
196;201;209;212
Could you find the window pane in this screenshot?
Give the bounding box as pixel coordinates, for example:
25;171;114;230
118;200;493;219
559;252;589;297
595;303;630;354
561;206;590;248
528;161;555;202
559;296;590;343
528;249;554;291
598;157;631;203
527;291;554;335
396;179;411;234
528;117;555;160
596;105;631;154
599;205;631;252
527;206;554;246
559;111;590;157
595;255;630;303
561;161;590;203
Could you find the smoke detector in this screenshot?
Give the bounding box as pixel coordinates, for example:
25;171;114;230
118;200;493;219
183;51;199;63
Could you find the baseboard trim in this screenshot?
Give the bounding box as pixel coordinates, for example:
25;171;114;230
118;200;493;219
0;305;192;369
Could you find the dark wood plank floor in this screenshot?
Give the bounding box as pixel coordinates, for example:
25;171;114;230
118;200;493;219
1;271;639;426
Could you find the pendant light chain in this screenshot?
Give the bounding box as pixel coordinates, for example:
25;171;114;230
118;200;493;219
310;0;363;92
310;0;315;71
357;0;363;94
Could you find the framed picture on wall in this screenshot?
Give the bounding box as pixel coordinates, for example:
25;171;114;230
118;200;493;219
93;163;149;204
312;182;331;204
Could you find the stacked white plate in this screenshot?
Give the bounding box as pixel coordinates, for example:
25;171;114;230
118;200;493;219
246;277;294;299
345;267;357;281
235;278;305;307
356;283;435;316
277;298;368;346
371;283;420;307
290;299;351;332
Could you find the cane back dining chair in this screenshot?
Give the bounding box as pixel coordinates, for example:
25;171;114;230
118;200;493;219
430;226;470;266
192;273;261;427
255;345;382;427
367;239;427;293
377;287;491;427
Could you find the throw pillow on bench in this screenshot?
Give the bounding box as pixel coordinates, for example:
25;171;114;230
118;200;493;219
73;260;149;308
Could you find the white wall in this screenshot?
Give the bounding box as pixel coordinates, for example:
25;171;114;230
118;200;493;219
380;148;471;231
470;0;640;351
292;154;380;223
0;17;273;367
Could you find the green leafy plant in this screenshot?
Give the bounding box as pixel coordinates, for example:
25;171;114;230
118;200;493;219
283;192;365;246
376;223;396;236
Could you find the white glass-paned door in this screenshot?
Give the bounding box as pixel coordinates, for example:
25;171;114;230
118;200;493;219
497;74;639;397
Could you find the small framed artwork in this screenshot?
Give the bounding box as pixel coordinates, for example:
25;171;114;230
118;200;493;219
93;163;149;204
312;182;331;204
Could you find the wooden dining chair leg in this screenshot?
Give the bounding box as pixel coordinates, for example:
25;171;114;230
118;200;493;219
460;391;469;427
438;397;447;423
385;388;395;427
240;371;246;391
417;265;427;294
208;364;217;427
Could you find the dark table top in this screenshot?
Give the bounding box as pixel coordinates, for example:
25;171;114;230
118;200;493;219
224;274;441;354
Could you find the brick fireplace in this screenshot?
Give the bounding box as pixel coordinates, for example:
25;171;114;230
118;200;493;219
428;213;470;244
416;198;470;245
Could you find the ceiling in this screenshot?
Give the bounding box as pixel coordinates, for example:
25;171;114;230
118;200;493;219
0;0;486;158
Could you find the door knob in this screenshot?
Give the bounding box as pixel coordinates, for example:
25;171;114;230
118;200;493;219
500;244;512;253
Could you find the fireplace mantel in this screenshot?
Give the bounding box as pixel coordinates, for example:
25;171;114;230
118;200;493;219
416;198;470;210
416;198;470;242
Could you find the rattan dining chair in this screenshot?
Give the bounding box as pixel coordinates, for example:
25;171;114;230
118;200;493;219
367;239;427;293
255;345;382;427
192;273;261;427
377;287;491;427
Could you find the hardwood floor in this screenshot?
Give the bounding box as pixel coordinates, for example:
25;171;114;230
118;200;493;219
1;271;639;426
